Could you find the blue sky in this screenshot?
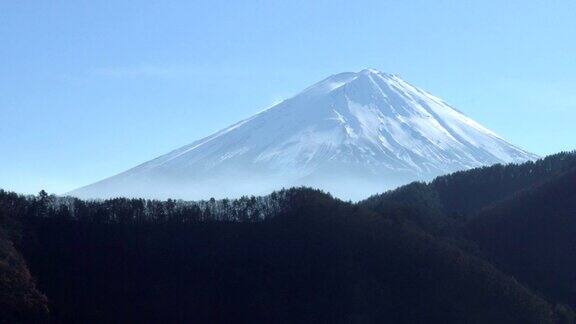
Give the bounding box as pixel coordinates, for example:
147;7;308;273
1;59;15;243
1;0;575;194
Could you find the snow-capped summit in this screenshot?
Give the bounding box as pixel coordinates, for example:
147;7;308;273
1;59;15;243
70;69;538;200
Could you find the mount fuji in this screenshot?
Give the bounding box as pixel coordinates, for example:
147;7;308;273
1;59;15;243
70;69;538;200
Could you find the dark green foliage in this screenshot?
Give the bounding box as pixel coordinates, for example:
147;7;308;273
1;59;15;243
364;151;576;217
359;182;461;237
1;151;575;323
468;166;576;309
0;188;565;323
431;151;576;216
0;192;49;323
361;151;576;320
0;234;49;323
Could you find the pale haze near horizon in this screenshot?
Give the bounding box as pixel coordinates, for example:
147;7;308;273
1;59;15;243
1;0;575;195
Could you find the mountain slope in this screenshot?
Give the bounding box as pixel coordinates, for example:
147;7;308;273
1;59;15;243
361;151;576;234
0;191;50;323
70;69;537;200
360;151;576;312
4;188;567;323
467;165;576;308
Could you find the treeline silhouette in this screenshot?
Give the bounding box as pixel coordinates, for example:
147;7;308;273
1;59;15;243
5;189;288;225
1;151;576;323
361;151;576;234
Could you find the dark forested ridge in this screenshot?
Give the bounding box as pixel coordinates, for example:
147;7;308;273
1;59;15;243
0;189;568;323
361;151;576;317
0;151;575;323
468;166;576;308
0;232;48;323
0;192;49;323
360;151;576;239
362;151;576;221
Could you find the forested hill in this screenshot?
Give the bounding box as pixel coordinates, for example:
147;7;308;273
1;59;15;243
360;151;576;315
468;165;576;308
1;187;573;323
0;191;49;322
0;151;575;323
360;151;576;233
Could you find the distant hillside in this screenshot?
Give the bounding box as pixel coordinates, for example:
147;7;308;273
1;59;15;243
361;151;576;313
468;165;576;308
361;151;576;232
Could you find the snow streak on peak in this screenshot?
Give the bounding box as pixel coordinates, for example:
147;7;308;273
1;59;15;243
70;69;538;200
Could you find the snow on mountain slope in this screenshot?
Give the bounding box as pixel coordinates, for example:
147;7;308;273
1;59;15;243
69;69;538;200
